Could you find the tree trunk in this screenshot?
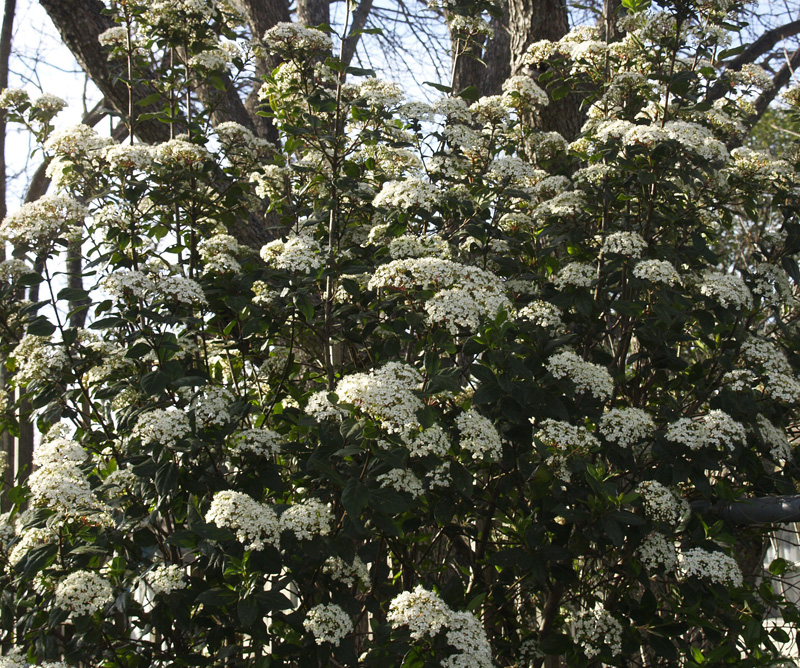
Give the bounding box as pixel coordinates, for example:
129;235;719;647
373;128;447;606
297;0;329;28
0;0;15;511
507;0;584;140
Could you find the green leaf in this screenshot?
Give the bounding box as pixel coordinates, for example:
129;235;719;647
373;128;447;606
238;596;259;628
551;86;571;101
293;293;315;322
141;370;169;396
57;287;90;302
423;81;452;93
342;478;369;517
26;316;56;337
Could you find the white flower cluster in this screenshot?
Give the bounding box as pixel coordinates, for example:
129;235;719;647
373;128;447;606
546;350;614;400
532;418;599;482
388;234;452;260
729;147;792;180
448;14;494;37
303;603;353;646
407;425;451;458
198;234;245;273
518;300;564;332
33;437;86;468
455;408;503;460
600;231;647;257
54;570;113;616
28;460;105;520
103;143;153;171
698;271;753;310
133;409;190;449
501;75;549;109
0;195;85;249
369;257;509;335
191;386;235;427
358;78;405;107
638;532;677;571
314;362;423;435
553;262;594;290
323;555;370;588
280;498;333;540
8;526;55;567
373;178;440;211
205;490;281;551
260;233;323;274
665;410;745;450
663;120;728;162
536;191;586;218
728;63;773;91
637;480;688;526
599;407;654;448
229;428;282;457
388;586;492;668
571;606;623;659
633;259;680;285
377;468;425;497
756;415;792;463
45;124;112;158
678;547;742;587
11;334;69;387
263;22;333;52
145;564;187;596
152;139;210;167
102;270;207;306
741;337;800;403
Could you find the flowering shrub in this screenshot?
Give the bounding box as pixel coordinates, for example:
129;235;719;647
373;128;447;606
1;0;800;666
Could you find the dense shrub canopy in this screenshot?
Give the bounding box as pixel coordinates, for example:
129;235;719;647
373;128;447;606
2;0;800;666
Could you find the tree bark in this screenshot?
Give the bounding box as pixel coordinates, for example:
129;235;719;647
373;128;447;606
507;0;584;140
38;0;172;144
0;0;15;511
297;0;329;28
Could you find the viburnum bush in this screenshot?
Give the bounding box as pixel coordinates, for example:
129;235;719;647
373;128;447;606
1;0;800;666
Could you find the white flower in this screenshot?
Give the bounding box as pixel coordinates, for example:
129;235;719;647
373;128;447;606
358;78;404;107
757;415;792;463
303;603;353;646
373;178;440;211
205;490;280;551
678;547;742;587
54;570;113;616
152;139;210;167
198;233;245;273
327;362;423;436
637;480;688;526
698;271;752;310
32;93;67;114
518;301;563;332
260;233;323;273
599;408;654;448
156;274;208;305
571;606;623;659
600;231;647;257
389;586;493;668
229;428;282;457
281;498;333;540
0;195;85;249
455;408;503;460
388;585;451;639
377;468;424;497
501;75;548;109
28;461;106;519
103;143;153;171
133;409;191;449
323;555;370;587
145;564;187;596
407;425;450;458
547;350;613;400
532;418;600;482
33;437;86;468
45;124;112;157
191;386;235;427
553;262;594;290
638;532;677;571
633;259;680;285
263;22;333;52
388;234;451;260
11;334;69;386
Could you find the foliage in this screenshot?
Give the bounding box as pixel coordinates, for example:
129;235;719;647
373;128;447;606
0;0;800;666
